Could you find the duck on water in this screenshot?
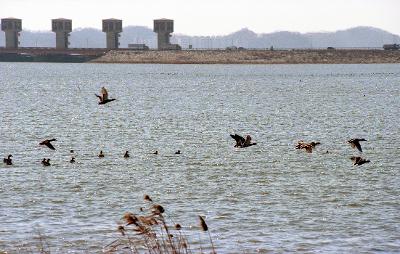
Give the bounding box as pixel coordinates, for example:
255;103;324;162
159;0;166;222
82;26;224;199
3;155;12;165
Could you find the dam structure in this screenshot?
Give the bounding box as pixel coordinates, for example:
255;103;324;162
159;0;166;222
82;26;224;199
102;19;123;49
1;18;22;48
52;18;72;49
153;18;181;50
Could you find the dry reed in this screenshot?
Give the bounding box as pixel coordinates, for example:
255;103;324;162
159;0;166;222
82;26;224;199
104;195;217;254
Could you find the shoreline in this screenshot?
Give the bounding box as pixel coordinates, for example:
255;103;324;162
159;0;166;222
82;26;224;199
91;49;400;64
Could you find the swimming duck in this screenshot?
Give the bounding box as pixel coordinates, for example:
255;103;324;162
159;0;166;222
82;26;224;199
230;134;257;148
98;150;105;158
175;150;181;154
124;151;130;158
3;154;12;165
350;156;370;166
153;150;158;155
70;157;76;163
42;158;51;166
348;138;367;152
296;141;321;153
39;138;57;150
95;87;116;105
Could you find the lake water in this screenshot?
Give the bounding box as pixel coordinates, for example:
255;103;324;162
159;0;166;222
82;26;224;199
0;63;399;253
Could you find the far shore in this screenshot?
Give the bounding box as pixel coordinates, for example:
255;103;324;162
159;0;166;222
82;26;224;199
90;49;400;64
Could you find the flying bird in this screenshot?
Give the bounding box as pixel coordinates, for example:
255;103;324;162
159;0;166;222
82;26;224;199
3;154;12;165
230;134;257;148
348;138;367;152
39;139;57;150
95;87;116;105
350;156;370;166
296;141;321;153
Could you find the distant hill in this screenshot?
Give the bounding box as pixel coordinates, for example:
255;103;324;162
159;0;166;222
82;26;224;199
0;26;399;49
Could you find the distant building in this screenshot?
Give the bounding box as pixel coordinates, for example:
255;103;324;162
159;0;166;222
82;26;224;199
52;18;72;49
102;19;122;49
1;18;22;48
128;44;149;50
153;19;181;50
383;44;399;50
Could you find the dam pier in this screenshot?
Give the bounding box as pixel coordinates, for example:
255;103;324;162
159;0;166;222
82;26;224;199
1;17;399;64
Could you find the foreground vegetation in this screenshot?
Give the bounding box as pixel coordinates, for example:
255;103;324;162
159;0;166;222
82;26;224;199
104;195;216;254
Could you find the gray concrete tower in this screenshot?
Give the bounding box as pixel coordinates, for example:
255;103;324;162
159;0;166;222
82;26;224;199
154;19;174;50
1;18;22;48
52;18;72;49
102;19;122;49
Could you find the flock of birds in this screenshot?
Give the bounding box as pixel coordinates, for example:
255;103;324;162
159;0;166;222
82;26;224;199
2;87;370;167
295;138;370;165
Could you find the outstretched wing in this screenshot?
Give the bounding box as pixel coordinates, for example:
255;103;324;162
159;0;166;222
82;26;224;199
95;94;102;101
101;87;108;101
230;134;245;147
46;142;56;150
353;141;362;152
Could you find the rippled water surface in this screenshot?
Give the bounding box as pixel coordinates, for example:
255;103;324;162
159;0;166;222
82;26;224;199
1;63;400;253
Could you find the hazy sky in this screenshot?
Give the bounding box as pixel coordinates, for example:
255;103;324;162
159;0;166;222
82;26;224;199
1;0;399;35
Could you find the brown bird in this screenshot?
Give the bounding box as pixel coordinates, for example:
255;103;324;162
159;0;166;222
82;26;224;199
348;138;367;152
230;134;257;148
3;154;12;165
98;150;105;158
124;151;130;158
95;87;116;105
350;156;370;166
39;138;57;150
296;141;321;153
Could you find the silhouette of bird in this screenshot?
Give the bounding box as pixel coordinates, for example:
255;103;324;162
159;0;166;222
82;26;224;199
42;158;51;166
39;139;57;150
124;151;130;158
175;150;181;154
98;150;105;158
153;150;158;155
296;141;321;153
3;154;12;165
230;134;257;148
348;138;367;152
70;157;76;163
350;156;370;166
95;87;116;105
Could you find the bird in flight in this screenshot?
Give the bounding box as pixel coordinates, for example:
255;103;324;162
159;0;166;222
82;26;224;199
95;87;116;105
348;138;367;152
296;141;321;153
39;139;57;150
350;156;370;166
230;134;257;148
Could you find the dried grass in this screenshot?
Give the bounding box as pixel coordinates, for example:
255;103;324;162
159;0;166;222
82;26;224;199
104;195;217;254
